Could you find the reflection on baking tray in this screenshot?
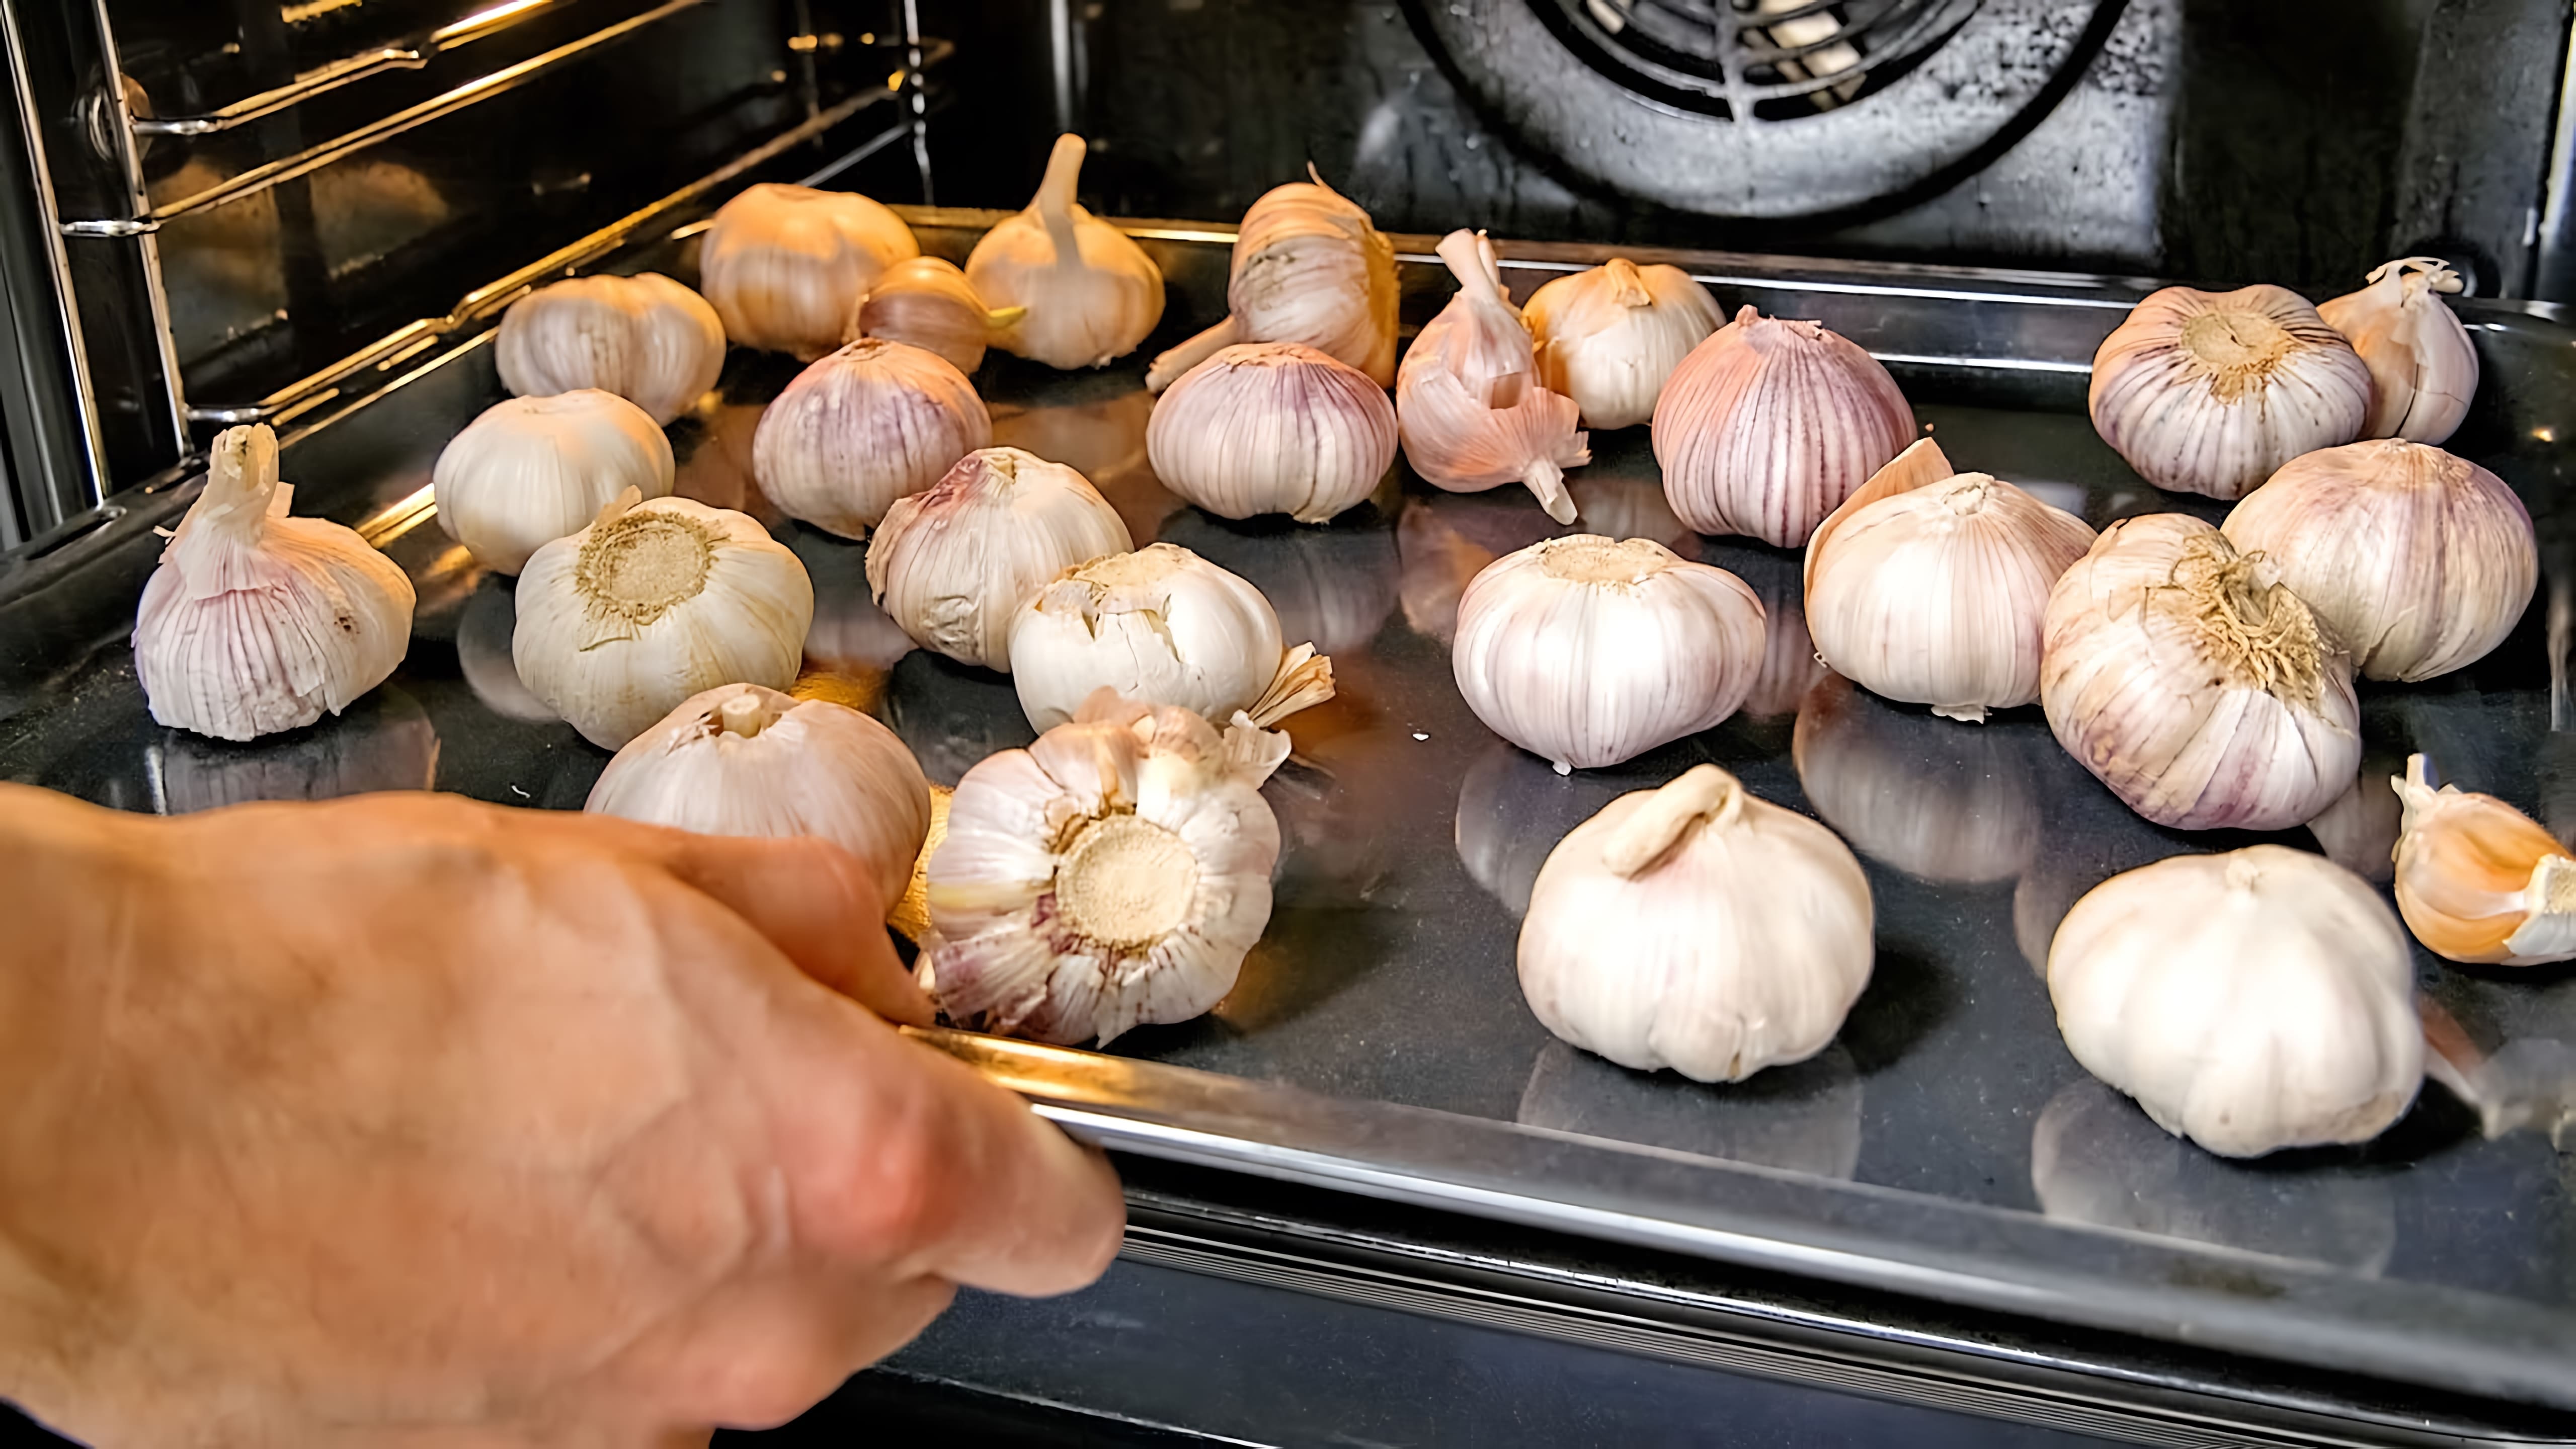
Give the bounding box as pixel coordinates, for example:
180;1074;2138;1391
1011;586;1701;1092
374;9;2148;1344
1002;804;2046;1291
1455;739;1635;917
794;529;915;678
1518;1039;1864;1181
135;689;439;814
456;581;555;723
1153;510;1401;658
1793;671;2043;886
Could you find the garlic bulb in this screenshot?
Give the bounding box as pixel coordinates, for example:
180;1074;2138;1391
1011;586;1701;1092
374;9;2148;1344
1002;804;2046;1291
1397;230;1590;525
1652;306;1914;547
2220;439;2534;682
1145;167;1399;391
1805;451;2096;722
1523;259;1723;430
134;424;416;742
846;256;1022;375
1518;764;1874;1082
1792;672;2042;884
1008;543;1335;732
924;695;1287;1044
433;390;676;574
2317;257;2479;444
965;134;1165;369
2088;285;2370;500
1146;342;1396;523
2392;754;2576;965
2047;846;2423;1158
513;491;814;749
495;272;725;425
865;446;1134;670
750;338;992;539
586;682;931;911
1454;534;1764;772
2041;514;2358;832
698;183;919;360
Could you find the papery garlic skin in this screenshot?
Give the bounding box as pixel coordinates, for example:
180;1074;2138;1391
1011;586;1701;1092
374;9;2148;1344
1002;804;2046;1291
434;390;677;574
587;682;931;911
513;492;814;749
1653;306;1915;547
699;183;919;360
135;424;416;742
2088;285;2369;500
1806;469;2095;722
965;134;1165;369
2318;257;2479;444
1519;764;1873;1082
1008;542;1334;732
925;695;1287;1044
1454;535;1764;772
1524;259;1723;430
866;446;1134;670
1146;342;1396;523
495;272;725;425
2041;515;2358;832
752;339;993;539
847;256;1022;375
2048;846;2423;1158
2393;754;2576;965
1146;168;1399;391
2220;439;2533;683
1397;230;1590;524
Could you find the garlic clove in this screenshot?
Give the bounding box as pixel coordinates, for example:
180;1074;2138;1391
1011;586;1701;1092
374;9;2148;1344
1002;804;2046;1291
2046;845;2423;1158
751;338;993;540
134;424;417;742
2392;753;2576;965
512;490;815;749
1523;257;1724;431
2317;257;2480;444
1396;230;1591;524
846;255;1022;375
965;134;1167;370
495;272;726;425
1146;341;1397;524
1454;534;1765;772
433;389;677;575
1517;763;1875;1083
586;681;931;912
886;782;953;944
2088;284;2370;500
1652;305;1917;548
1146;165;1400;391
2220;438;2534;683
866;445;1135;670
699;183;920;360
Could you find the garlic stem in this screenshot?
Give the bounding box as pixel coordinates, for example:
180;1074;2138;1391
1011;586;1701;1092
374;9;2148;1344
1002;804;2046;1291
1601;258;1653;308
1146;314;1247;393
1037;133;1087;269
718;693;769;738
1600;763;1740;876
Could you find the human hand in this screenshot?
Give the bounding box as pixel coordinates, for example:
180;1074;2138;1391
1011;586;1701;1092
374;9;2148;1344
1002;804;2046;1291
0;785;1122;1447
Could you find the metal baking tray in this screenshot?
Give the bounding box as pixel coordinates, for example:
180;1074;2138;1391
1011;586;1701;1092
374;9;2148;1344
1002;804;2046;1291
5;206;2573;1416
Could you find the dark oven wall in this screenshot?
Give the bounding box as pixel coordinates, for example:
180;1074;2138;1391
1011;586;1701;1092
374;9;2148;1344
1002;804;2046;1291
927;0;2570;299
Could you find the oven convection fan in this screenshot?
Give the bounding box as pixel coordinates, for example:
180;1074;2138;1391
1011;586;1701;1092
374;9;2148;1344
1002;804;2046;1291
1419;0;2124;220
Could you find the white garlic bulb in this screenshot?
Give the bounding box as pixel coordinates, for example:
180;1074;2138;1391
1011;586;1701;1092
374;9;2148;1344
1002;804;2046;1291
866;446;1134;670
2088;284;2370;500
750;338;993;540
2047;845;2424;1158
2392;754;2576;965
965;134;1166;370
1519;764;1874;1082
513;491;814;749
2317;257;2479;444
1652;305;1915;547
134;424;416;742
1008;542;1334;732
1454;534;1765;772
494;272;725;425
698;183;920;360
1396;231;1590;524
1146;342;1396;524
1145;168;1399;391
1523;259;1723;431
433;389;676;575
587;682;931;911
846;255;1022;375
1805;447;2096;722
2041;514;2358;832
2220;439;2534;682
924;694;1288;1044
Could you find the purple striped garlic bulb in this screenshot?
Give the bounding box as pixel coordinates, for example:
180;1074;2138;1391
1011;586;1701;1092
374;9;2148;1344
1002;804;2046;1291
751;338;992;539
1147;342;1396;524
2088;284;2369;500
